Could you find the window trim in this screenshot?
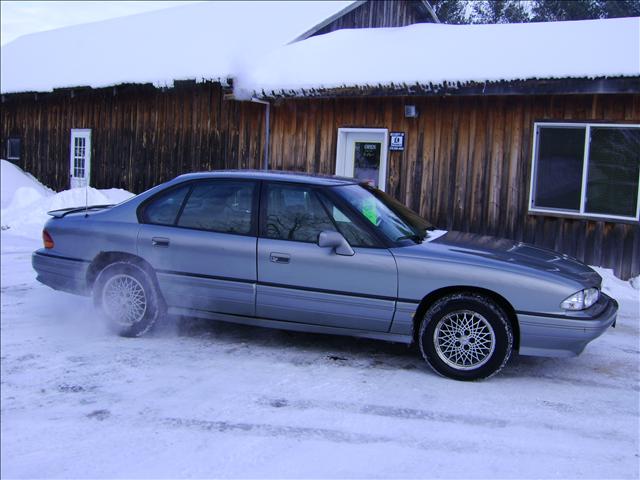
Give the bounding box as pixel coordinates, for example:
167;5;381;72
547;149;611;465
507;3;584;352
6;137;21;160
529;121;640;222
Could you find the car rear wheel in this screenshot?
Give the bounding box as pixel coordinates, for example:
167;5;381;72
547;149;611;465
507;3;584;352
93;262;162;337
418;293;513;381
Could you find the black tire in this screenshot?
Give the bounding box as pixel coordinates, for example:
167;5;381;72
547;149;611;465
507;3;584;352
418;292;513;381
93;261;162;337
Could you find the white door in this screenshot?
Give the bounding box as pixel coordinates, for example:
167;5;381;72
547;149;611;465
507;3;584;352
70;129;91;188
336;128;388;191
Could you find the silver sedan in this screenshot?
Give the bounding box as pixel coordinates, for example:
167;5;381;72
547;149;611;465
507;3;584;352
32;171;617;380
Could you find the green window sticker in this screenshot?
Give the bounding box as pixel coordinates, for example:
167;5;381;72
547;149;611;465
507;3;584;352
361;198;379;225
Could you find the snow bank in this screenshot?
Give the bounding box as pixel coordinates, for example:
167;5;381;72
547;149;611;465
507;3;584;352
0;160;133;239
0;1;353;94
235;17;640;98
0;160;53;209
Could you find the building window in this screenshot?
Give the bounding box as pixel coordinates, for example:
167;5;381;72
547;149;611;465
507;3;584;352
529;123;640;221
6;137;21;160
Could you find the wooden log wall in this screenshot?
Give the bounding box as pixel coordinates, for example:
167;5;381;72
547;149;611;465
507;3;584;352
312;0;433;36
0;82;264;193
268;94;640;280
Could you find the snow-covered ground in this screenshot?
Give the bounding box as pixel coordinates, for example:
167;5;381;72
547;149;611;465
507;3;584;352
1;161;639;478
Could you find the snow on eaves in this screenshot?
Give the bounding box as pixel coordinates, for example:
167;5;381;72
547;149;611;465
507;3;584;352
234;17;640;99
0;1;354;94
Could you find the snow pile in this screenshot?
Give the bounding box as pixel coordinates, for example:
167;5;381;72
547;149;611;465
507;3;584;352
0;160;133;240
0;160;53;209
236;17;640;97
0;1;354;94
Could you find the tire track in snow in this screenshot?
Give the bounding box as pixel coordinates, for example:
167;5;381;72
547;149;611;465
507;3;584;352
156;414;632;463
255;396;635;444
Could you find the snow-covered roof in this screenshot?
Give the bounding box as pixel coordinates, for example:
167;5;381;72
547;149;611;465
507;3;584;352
0;0;354;94
235;17;640;98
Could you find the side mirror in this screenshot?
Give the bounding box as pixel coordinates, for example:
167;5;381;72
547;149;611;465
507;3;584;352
318;230;355;256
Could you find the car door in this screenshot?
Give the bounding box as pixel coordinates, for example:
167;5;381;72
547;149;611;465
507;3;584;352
137;179;258;316
256;182;397;332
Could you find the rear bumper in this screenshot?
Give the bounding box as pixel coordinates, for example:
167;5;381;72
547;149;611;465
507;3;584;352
32;250;90;296
518;293;618;357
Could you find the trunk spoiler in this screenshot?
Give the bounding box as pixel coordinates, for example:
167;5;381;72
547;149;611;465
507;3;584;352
47;205;114;218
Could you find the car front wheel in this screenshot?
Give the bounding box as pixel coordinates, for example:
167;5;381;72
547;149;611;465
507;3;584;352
419;292;513;381
93;262;162;337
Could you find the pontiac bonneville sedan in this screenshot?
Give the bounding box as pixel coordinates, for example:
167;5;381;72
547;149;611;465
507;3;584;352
32;171;617;380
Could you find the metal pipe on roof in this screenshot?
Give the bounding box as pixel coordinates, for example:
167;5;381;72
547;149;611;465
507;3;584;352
251;97;270;170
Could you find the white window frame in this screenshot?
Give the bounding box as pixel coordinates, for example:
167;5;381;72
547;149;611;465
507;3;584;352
529;122;640;222
336;128;389;191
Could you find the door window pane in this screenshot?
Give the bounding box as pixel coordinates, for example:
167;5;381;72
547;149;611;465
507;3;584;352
178;181;255;234
354;142;381;186
143;184;190;226
585;127;640;218
264;184;336;242
533;127;585;211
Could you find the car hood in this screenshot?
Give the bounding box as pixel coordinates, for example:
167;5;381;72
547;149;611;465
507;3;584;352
402;230;601;288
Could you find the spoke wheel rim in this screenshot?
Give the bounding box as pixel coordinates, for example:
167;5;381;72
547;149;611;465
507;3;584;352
433;310;495;370
102;274;147;327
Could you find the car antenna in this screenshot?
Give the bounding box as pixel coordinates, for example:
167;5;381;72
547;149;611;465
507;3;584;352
84;177;89;217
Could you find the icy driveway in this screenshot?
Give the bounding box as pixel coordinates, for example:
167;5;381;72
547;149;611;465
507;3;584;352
2;234;639;479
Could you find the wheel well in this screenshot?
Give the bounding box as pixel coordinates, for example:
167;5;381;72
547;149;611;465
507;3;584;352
86;252;157;290
412;286;520;351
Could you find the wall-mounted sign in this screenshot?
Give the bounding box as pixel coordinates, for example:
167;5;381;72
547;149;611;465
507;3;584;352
389;132;405;151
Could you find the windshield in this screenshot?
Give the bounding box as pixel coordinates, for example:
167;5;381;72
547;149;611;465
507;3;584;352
335;184;433;244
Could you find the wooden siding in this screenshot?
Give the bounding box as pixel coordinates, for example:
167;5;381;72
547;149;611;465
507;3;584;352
312;0;433;36
1;82;264;193
1;88;638;279
267;94;640;280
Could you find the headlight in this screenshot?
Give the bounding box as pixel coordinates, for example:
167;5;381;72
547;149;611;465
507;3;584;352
561;288;599;311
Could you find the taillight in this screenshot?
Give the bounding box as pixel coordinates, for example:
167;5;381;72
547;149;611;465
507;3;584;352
42;230;54;249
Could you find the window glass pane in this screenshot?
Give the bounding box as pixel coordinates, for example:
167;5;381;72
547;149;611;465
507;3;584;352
144;185;190;226
264;184;336;242
317;194;378;247
585;127;640;218
354;142;381;187
7;138;20;159
533;127;585;211
178;181;255;234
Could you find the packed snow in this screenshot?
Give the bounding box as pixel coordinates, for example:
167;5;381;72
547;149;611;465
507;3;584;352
0;1;354;94
1;162;639;478
235;17;640;98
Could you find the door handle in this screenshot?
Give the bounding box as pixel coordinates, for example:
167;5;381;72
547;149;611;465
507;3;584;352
152;237;170;247
270;252;290;264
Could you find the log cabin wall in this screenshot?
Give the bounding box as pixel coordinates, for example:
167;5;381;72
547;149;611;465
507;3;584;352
311;0;433;36
267;93;640;279
1;81;265;193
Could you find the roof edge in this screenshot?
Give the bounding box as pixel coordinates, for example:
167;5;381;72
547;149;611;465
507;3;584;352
249;76;640;100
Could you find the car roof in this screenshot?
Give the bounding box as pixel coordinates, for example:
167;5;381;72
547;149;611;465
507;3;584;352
174;170;359;186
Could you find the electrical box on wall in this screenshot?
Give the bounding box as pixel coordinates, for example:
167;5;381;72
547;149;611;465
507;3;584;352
404;105;418;118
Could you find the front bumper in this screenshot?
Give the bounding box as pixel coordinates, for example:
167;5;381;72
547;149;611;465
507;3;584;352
32;250;90;296
518;293;618;358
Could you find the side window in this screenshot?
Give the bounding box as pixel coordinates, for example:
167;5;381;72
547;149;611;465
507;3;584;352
7;137;21;161
177;180;255;235
318;194;378;247
143;184;190;225
264;184;336;242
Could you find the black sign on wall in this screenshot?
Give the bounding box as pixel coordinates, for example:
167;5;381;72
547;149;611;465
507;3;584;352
389;132;405;151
